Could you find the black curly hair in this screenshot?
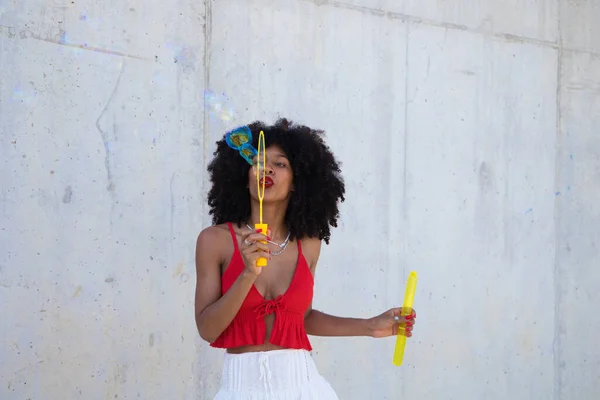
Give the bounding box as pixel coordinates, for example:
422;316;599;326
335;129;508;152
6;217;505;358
206;118;345;244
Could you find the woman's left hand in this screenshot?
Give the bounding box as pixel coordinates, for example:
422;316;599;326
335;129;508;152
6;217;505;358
368;308;417;338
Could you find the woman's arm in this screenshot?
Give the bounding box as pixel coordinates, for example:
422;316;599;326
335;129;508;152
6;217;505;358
305;309;373;337
194;226;257;343
301;238;375;337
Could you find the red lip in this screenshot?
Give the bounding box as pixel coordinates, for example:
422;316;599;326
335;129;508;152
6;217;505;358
260;177;274;188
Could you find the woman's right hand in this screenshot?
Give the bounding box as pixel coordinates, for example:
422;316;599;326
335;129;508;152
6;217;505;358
240;229;271;276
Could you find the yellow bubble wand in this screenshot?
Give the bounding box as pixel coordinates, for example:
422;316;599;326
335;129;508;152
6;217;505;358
254;130;268;267
393;271;418;366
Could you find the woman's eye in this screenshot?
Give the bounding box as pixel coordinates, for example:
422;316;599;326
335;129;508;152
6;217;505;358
275;162;286;168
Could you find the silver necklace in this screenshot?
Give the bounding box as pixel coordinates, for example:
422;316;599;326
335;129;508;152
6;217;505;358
246;224;291;256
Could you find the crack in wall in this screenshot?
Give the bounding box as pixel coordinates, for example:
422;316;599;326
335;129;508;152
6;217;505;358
299;0;600;56
0;25;149;60
553;2;564;399
95;61;126;193
200;0;213;226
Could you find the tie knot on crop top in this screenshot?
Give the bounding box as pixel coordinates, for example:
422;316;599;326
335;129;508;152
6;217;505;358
254;295;286;318
210;222;314;351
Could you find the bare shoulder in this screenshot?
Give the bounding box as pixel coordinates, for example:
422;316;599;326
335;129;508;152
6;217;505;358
195;224;232;266
300;237;322;271
196;224;230;246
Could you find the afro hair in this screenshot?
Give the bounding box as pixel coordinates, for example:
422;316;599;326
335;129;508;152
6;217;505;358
206;118;345;244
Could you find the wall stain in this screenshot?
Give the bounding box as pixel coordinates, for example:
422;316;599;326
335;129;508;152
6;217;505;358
72;285;82;298
172;261;184;278
478;161;495;193
62;185;73;203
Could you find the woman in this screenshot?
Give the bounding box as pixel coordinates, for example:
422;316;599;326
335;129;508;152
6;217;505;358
194;118;417;399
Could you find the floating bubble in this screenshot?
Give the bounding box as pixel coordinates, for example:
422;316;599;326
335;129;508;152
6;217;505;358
241;144;257;166
206;89;260;166
12;83;37;105
204;89;236;123
166;39;196;72
225;126;257;165
151;69;170;87
225;126;252;148
173;46;195;70
242;145;258;161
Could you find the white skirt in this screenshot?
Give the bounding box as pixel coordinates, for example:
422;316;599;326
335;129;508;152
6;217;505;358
214;349;339;399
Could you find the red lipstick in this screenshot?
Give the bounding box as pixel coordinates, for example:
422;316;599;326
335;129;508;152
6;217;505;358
260;176;274;188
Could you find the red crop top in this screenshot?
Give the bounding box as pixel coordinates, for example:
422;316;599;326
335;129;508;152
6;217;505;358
210;222;314;351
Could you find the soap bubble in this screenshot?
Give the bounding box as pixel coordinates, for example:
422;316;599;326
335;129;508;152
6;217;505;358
12;83;37;105
205;89;262;168
204;89;236;124
226;126;252;149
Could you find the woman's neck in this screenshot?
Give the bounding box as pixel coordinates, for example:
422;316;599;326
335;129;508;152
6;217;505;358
248;203;289;241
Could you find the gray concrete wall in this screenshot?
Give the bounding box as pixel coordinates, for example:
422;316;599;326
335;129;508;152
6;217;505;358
1;0;598;399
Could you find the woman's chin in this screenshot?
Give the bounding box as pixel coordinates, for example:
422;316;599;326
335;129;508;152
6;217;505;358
249;188;290;204
261;193;289;204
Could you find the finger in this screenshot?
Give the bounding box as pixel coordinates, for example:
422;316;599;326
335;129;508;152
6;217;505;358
241;229;268;242
253;242;271;253
246;232;271;243
393;307;410;317
242;243;270;255
240;229;254;242
393;308;413;323
407;314;416;325
401;308;416;320
254;235;271;244
393;314;404;325
249;252;271;266
392;323;414;337
241;235;269;250
246;250;270;263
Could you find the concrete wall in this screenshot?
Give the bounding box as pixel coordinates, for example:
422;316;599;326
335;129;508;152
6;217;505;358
1;0;598;399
